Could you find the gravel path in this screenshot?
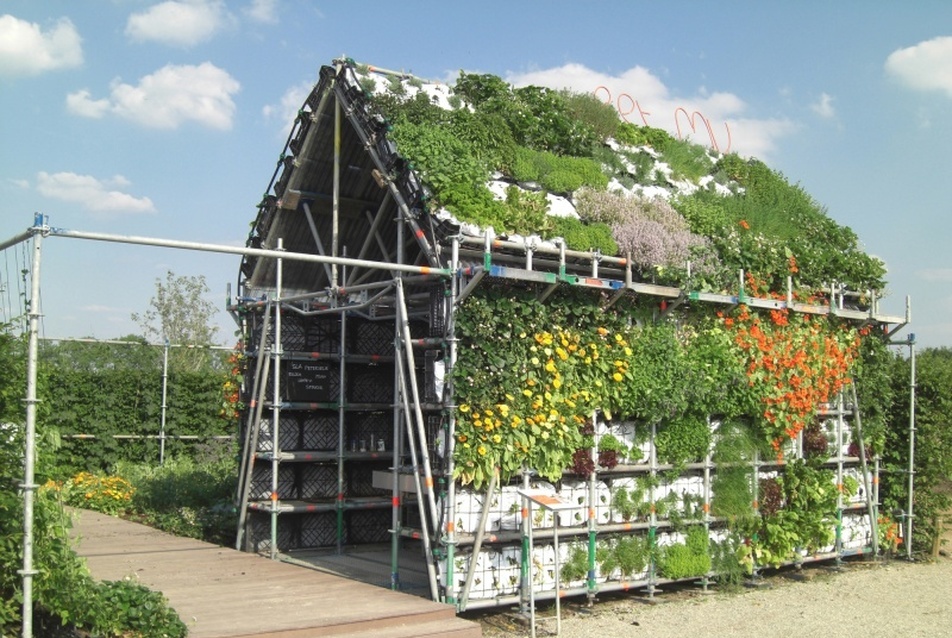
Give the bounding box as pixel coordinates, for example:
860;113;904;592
474;555;952;637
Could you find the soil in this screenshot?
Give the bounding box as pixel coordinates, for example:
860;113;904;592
471;526;952;638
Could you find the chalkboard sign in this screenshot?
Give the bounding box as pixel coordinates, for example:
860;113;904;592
284;360;338;402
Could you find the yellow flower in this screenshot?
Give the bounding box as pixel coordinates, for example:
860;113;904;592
613;372;623;382
459;404;470;413
477;446;487;456
492;434;502;443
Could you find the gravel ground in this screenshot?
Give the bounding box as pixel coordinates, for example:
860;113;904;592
472;554;952;638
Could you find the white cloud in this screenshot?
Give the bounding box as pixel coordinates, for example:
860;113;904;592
244;0;279;24
66;62;240;130
65;89;110;118
125;0;232;47
36;172;155;215
885;36;952;98
811;92;835;118
264;80;314;136
505;63;795;159
0;15;82;76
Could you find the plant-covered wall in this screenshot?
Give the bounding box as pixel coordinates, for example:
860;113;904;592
357;65;894;485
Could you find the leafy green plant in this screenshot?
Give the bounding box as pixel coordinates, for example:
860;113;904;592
754;459;838;567
710;420;760;523
550;216;618;255
599;535;651;578
659;526;711;579
597;433;628;469
91;579;188;638
611;484;645;522
655;416;711;468
710;532;748;587
560;543;589;582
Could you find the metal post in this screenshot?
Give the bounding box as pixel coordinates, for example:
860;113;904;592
20;217;45;638
445;238;460;607
332;95;341;289
159;338;169;465
459;467;498;610
587;423;597;604
336;308;347;553
906;335;917;560
647;421;658;598
270;239;284;560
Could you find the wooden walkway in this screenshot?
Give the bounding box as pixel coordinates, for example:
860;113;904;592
70;510;481;638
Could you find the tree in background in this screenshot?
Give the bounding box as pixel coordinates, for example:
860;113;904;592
131;270;222;372
881;347;952;555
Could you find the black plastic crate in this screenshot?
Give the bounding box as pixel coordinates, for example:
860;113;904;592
299;511;341;548
245;511;297;552
352;319;395;356
429;288;447;337
346;463;389;498
306;316;342;353
300;464;339;500
347;508;392;544
301;413;339;450
255;415;301;453
249;463;297;500
347;412;392;452
347;364;395;403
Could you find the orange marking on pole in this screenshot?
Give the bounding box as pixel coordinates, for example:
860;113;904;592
420;266;431;275
270;492;278;502
588;507;595;519
392;496;400;507
425;476;434;488
415;228;425;239
703;503;711;513
521;507;528;518
447;521;455;532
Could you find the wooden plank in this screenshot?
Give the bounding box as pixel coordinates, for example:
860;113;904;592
70;509;480;638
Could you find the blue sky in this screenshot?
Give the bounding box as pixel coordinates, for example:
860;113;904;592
0;1;948;347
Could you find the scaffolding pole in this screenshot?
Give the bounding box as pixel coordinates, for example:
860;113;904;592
159;339;169;465
905;334;917;560
19;216;44;638
269;239;285;560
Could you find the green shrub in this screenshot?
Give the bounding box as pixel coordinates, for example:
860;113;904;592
615;123;676;151
550;216;618;255
559;89;621;142
660;137;715;182
117;455;238;546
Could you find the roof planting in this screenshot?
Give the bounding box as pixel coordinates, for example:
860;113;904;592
242;58;887;303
